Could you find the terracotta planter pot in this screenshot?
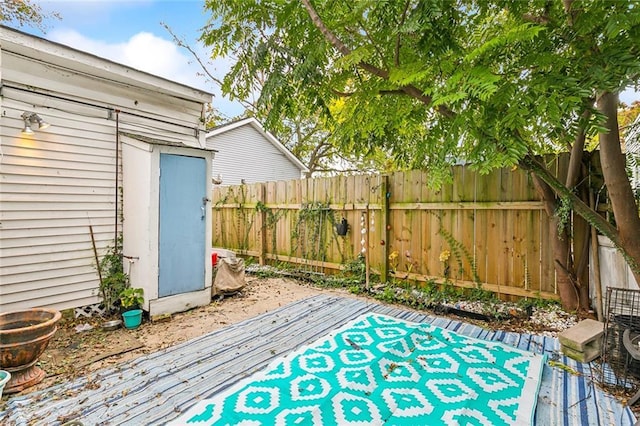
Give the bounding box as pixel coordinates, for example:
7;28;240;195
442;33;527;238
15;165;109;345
0;308;61;393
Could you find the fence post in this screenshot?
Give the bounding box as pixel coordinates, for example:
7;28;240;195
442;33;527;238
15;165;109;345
380;175;389;283
258;183;267;265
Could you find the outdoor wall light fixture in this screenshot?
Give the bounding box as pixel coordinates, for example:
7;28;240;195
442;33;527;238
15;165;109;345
21;112;51;135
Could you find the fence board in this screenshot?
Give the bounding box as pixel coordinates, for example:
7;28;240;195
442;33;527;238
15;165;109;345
420;179;434;278
407;170;422;279
210;159;594;301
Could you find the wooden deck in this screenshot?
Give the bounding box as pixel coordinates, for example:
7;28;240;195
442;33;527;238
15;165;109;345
1;294;636;425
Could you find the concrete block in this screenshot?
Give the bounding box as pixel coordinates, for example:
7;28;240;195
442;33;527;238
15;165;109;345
559;319;604;352
561;341;602;363
559;318;604;363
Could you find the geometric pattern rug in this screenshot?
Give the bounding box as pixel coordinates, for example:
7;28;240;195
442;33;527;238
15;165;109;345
169;312;546;425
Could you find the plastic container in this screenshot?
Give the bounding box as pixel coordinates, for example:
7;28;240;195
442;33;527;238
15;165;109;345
0;370;11;398
122;309;143;329
212;252;218;268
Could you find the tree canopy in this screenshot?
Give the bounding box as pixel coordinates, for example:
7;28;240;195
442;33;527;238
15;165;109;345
201;0;640;308
203;0;638;174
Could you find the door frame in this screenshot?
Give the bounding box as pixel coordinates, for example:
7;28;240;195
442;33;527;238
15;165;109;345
122;137;213;316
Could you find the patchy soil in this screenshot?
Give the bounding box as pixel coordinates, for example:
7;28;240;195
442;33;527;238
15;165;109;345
2;275;637;417
11;277;356;396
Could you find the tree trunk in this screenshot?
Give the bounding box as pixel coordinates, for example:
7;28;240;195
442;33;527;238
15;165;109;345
563;113;592;311
530;111;593;311
574;166;592;311
531;174;580;310
597;92;640;286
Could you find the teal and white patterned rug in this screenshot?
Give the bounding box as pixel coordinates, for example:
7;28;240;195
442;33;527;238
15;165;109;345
169;313;545;425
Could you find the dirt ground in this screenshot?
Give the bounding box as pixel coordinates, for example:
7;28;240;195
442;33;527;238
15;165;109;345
14;276;359;396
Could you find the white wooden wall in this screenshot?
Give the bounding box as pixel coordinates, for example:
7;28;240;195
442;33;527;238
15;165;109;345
207;125;304;186
590;235;640;316
0;29;209;312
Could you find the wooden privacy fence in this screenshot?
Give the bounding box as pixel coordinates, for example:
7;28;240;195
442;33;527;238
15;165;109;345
211;160;584;301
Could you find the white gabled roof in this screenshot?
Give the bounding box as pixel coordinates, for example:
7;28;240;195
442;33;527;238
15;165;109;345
0;25;213;104
206;117;309;173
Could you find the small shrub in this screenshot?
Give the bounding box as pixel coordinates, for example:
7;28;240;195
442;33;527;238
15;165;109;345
254;267;280;279
97;237;129;313
465;285;497;303
348;285;363;294
517;296;560;311
120;287;144;310
342;256;366;282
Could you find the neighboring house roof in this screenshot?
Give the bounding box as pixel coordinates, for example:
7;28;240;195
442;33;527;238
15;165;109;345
206;117;309;173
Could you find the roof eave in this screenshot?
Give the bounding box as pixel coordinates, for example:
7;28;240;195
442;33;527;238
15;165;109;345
0;25;213;104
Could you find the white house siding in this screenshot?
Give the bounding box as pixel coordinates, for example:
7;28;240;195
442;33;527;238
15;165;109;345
1;97;113;312
208;124;304;185
0;28;210;313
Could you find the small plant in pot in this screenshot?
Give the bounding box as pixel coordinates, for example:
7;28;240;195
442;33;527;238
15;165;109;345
119;287;144;329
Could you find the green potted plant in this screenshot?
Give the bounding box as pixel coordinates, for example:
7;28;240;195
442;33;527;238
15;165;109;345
119;287;144;329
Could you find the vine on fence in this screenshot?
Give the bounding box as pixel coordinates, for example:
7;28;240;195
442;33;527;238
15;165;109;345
256;200;285;258
212;191;231;248
212;186;257;250
290;202;336;269
438;225;481;284
213;184;482;290
213;188;351;270
236;185;253;251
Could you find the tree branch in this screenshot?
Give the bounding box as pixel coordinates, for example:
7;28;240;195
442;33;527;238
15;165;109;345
521;154;619;243
597;92;640;277
162;22;256;113
300;0;351;56
530;172;557;218
300;0;455;118
565;108;591;189
395;1;411;66
522;13;550;24
355;17;387;68
331;89;355;97
563;0;581;27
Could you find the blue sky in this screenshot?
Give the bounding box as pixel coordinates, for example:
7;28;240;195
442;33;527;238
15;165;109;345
12;0;640;118
21;0;244;118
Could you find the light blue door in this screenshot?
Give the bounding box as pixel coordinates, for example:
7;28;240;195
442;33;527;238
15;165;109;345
159;153;206;297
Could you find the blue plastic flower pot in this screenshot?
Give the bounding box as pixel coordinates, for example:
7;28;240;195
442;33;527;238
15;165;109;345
122;309;143;329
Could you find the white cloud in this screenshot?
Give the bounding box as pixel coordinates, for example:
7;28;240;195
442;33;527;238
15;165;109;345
621;88;640;106
47;28;244;118
49;28;200;87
